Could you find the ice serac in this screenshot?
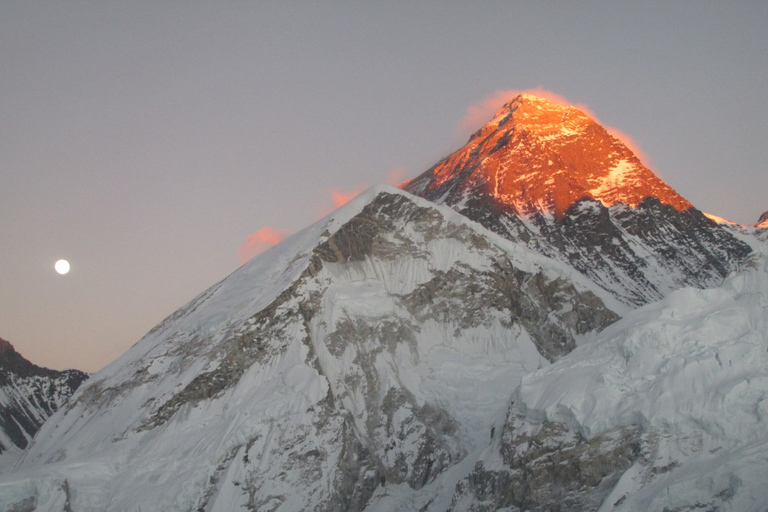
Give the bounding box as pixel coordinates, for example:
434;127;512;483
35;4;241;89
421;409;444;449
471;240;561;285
0;338;88;469
0;186;620;511
404;94;752;306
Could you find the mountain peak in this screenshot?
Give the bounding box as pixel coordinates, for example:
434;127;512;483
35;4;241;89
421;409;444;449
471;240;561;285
495;93;586;121
469;94;590;144
406;94;692;219
0;337;12;355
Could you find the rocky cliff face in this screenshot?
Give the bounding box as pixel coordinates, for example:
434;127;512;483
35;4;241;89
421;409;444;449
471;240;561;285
404;94;752;307
0;338;88;465
405;94;691;218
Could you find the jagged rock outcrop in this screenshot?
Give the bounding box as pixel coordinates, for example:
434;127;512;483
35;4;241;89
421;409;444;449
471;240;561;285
450;413;643;511
404;94;752;307
0;338;88;462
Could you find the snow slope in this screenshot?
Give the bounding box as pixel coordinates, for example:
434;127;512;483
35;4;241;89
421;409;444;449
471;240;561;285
0;186;621;512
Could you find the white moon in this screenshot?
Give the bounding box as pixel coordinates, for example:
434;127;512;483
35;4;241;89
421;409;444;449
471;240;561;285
54;259;70;275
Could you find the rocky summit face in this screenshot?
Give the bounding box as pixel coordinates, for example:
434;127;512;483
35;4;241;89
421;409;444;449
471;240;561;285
0;338;88;467
2;96;768;512
404;94;752;307
404;93;691;218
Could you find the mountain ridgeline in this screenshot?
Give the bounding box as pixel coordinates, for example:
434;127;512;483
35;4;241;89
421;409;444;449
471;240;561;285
1;95;767;511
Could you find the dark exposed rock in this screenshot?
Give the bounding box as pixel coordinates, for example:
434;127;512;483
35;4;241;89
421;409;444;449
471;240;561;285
103;190;621;509
449;408;644;512
432;194;752;308
0;338;88;453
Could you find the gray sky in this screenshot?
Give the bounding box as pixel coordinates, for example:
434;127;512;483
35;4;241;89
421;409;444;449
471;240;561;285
2;2;767;372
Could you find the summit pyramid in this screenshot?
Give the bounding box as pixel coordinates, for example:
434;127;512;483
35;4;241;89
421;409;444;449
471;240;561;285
405;94;691;218
405;94;752;306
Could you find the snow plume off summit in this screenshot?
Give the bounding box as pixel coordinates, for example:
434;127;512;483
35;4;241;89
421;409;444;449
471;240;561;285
2;94;767;512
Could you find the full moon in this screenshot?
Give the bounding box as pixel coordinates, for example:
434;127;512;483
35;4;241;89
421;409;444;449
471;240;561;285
54;259;70;275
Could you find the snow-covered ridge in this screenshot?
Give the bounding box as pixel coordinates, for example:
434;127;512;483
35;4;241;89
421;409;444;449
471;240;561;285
517;250;768;436
704;212;741;226
98;184;624;380
2;93;766;510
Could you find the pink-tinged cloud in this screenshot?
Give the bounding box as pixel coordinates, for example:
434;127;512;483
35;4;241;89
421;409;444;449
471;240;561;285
238;226;290;264
458;88;655;170
603;126;655;170
386;166;408;187
330;186;366;208
315;183;369;219
457;89;521;136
